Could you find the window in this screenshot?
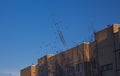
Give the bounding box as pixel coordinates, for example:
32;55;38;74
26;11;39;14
107;64;113;70
80;63;83;72
76;63;83;72
67;66;71;73
101;63;113;72
91;60;96;69
76;64;80;72
101;65;107;72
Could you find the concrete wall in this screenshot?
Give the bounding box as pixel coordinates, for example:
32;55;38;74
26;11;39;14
95;24;120;76
36;43;91;76
21;65;36;76
36;54;54;76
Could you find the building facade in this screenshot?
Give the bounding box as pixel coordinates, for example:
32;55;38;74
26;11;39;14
93;24;120;76
20;65;36;76
21;24;120;76
36;43;91;76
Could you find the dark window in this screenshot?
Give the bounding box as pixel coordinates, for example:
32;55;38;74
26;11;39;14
101;63;113;72
76;63;83;72
101;65;107;72
76;64;80;72
107;64;113;70
67;66;71;72
93;60;96;68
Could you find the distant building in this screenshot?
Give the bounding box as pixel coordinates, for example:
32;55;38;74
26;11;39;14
20;24;120;76
20;65;36;76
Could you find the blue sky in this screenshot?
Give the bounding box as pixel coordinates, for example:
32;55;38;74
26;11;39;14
0;0;120;76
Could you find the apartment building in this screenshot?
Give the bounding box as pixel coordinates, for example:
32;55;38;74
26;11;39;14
20;24;120;76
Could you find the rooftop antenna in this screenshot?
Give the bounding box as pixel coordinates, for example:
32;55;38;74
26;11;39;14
51;14;67;47
54;21;67;46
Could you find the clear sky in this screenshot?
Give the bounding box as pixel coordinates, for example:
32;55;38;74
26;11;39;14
0;0;120;76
